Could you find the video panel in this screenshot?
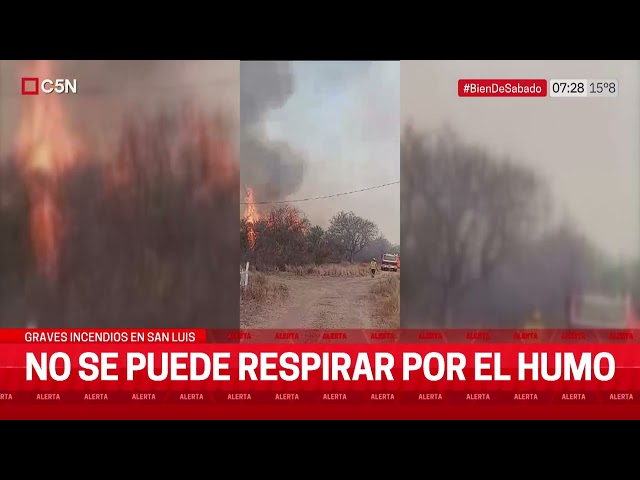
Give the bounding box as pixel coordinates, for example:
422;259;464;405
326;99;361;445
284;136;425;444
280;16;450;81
240;61;400;329
401;60;640;328
0;60;240;328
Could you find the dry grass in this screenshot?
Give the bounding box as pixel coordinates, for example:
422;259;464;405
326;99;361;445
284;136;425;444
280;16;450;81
240;271;290;328
370;274;400;328
241;271;289;304
285;262;370;277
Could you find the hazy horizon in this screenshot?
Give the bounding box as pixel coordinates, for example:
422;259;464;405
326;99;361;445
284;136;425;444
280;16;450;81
402;60;640;260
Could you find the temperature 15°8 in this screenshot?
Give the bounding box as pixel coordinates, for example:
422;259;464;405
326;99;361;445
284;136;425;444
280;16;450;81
589;81;617;95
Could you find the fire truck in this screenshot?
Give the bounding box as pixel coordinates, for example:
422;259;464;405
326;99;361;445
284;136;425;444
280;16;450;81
380;254;398;272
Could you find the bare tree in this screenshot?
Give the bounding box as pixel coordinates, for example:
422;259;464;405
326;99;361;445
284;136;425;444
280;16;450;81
402;126;547;327
327;211;379;262
354;235;398;262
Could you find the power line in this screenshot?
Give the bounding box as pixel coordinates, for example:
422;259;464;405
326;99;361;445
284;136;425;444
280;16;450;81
240;181;399;205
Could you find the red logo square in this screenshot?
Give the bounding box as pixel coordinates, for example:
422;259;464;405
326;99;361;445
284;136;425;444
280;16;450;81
22;78;39;95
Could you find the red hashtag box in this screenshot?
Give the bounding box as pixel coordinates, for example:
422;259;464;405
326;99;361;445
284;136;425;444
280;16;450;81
21;78;39;95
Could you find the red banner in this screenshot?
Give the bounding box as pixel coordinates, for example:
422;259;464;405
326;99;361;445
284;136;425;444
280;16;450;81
2;329;640;419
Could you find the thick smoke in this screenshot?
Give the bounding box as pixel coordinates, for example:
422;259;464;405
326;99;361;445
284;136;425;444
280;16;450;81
239;61;305;205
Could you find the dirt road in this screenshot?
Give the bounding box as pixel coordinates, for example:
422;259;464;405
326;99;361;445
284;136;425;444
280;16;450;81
241;271;397;329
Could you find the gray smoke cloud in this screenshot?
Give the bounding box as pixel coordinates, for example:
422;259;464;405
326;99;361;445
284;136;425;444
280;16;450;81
239;61;305;204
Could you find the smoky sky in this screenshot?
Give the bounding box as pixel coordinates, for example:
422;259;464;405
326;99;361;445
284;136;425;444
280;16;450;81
0;60;239;156
240;61;293;128
402;60;640;259
240;61;400;243
239;61;305;204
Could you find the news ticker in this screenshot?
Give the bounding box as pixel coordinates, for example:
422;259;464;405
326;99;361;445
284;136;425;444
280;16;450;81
2;329;640;419
6;328;639;344
458;79;619;98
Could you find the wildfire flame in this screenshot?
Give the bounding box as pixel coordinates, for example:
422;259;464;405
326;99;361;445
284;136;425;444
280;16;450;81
16;60;77;279
108;108;236;198
243;186;259;249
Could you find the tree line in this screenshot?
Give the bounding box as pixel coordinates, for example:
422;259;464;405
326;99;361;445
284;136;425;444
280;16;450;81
240;207;399;270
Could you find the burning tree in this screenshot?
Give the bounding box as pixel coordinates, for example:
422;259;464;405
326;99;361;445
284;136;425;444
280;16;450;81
53;111;239;328
16;60;78;281
241;202;311;269
243;186;259;250
2;60;240;328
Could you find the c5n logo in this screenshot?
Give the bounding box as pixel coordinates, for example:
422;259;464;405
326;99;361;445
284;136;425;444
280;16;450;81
22;78;78;95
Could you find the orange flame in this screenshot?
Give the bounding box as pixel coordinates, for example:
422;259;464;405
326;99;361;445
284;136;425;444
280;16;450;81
243;186;259;249
285;207;307;234
108;107;236;197
30;195;63;279
16;60;77;279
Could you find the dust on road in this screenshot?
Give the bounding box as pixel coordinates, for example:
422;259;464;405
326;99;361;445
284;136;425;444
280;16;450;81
241;271;398;329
